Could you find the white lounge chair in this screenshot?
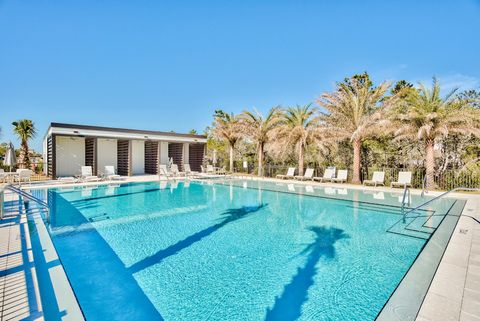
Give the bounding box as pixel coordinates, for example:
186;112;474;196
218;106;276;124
159;164;174;177
104;166;121;180
391;171;412;188
16;169;32;184
363;171;385;187
332;170;348;183
81;166;101;182
170;164;185;177
295;168;314;181
216;166;227;175
206;165;215;174
58;176;78;184
313;168;336;183
276;167;295;180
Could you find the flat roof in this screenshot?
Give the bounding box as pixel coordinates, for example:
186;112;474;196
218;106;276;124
50;122;207;139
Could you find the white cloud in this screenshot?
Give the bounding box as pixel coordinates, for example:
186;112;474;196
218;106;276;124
417;74;479;93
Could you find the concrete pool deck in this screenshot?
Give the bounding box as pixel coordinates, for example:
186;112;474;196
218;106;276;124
0;175;479;320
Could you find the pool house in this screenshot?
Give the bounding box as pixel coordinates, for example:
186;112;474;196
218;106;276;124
42;123;207;179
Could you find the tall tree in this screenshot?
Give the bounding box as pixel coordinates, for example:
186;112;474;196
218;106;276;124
211;110;241;172
12;119;36;169
239;107;282;176
318;73;394;184
273;104;319;175
390;78;480;188
457;89;480;109
391;80;414;98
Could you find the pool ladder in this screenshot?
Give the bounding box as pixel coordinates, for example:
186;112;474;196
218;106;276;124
400;185;411;216
1;184;50;221
387;186;480;239
403;187;480;220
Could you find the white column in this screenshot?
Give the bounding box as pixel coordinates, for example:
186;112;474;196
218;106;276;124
159;142;169;165
183;143;189;165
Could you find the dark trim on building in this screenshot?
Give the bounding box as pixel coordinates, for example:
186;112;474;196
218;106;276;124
52;134;57;179
50;123;207;139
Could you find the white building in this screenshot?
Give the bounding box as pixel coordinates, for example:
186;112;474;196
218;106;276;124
43;123;207;179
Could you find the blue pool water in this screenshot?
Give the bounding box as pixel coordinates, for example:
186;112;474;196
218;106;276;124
38;180;456;321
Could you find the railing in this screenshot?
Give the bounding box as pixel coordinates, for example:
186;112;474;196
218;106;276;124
233;164;480;190
403;187;480;220
1;184;50;221
400;185;411;215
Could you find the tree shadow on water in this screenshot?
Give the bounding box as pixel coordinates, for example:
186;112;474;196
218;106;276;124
265;226;349;321
129;203;268;274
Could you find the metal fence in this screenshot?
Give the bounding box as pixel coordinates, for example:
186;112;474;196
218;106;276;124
234;163;480;190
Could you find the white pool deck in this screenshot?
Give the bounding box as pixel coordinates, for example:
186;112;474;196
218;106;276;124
0;175;479;321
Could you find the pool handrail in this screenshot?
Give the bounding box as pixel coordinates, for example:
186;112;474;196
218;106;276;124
1;184;50;220
403;187;480;219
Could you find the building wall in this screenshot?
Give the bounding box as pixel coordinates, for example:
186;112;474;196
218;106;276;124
131;140;145;175
159;142;169;165
97;138;118;175
56;136;85;177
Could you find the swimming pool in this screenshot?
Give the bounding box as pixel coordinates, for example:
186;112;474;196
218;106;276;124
33;179;461;320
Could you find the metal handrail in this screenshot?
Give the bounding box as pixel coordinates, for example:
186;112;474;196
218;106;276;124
2;184;50;220
400;185;410;215
404;187;480;218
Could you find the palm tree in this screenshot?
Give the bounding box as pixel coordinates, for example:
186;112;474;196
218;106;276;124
318;75;394;184
12;119;36;169
390;78;480;188
239;107;282;176
273;104;319;175
211;110;241;172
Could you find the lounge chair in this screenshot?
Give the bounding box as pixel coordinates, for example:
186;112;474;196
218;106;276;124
332;170;348;183
313;168;336;183
295;168;314;181
159;164;174;177
206;165;215;174
363;171;385;187
170;164;185;177
391;171;412;188
104;166;121;180
276;167;295;180
58;176;78;184
0;169;6;183
16;169;32;184
216;166;227;175
183;164;198;177
81;166;101;182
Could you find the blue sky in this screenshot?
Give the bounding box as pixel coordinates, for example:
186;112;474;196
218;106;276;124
1;0;479;151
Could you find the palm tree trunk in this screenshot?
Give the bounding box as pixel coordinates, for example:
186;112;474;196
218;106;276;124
298;144;305;175
258;144;264;176
229;144;234;173
22;140;30;169
426;139;435;188
352;139;361;184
